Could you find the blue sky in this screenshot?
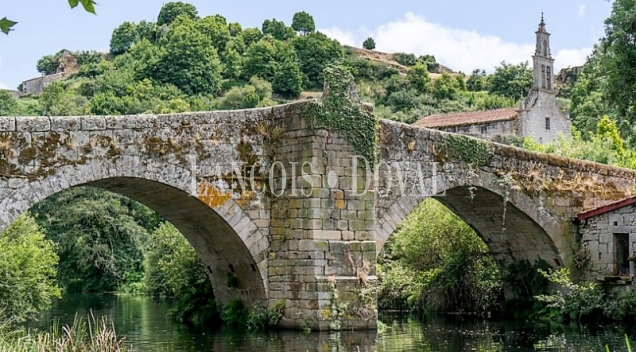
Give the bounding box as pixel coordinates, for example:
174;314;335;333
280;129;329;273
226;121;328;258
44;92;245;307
0;0;613;90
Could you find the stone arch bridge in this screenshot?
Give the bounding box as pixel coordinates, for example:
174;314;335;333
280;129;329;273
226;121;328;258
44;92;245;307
1;97;635;331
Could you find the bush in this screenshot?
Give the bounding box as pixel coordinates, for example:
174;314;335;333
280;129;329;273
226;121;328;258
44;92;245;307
0;214;60;323
535;268;606;322
393;52;417;66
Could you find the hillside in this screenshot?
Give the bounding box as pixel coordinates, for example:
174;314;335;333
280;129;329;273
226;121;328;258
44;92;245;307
0;2;525;125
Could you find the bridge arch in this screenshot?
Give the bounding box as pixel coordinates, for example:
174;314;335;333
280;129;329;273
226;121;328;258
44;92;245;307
375;169;566;266
0;159;268;305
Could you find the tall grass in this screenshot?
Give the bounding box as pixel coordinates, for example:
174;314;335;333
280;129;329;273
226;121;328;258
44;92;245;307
0;311;133;352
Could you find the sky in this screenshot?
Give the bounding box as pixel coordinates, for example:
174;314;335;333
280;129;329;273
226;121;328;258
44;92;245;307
0;0;614;90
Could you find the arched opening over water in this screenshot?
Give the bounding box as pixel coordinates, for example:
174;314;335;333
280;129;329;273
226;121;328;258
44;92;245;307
0;175;268;306
377;185;563;267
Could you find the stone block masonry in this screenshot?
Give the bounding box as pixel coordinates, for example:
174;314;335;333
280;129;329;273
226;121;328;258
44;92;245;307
1;77;636;330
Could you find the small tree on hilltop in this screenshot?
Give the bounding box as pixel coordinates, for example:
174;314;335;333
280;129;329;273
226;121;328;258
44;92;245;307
291;11;315;35
363;37;376;50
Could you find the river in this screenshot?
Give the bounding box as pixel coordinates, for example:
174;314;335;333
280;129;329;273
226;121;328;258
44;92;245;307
25;294;636;351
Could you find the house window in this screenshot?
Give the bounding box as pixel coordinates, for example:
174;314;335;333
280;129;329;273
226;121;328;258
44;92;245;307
545;117;551;130
480;126;488;135
615;233;630;275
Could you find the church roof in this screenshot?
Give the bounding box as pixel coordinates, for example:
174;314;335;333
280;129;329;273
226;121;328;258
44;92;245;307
413;107;519;128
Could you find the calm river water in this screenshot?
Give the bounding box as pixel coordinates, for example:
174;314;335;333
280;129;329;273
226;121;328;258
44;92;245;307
25;294;636;351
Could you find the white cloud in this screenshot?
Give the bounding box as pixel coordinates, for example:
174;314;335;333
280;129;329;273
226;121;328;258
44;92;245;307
555;47;591;69
319;27;358;47
579;4;587;16
320;12;589;73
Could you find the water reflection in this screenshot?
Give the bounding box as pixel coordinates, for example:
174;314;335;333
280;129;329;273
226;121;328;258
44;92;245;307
25;294;636;352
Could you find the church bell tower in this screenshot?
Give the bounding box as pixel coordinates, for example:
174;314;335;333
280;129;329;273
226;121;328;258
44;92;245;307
533;13;555;92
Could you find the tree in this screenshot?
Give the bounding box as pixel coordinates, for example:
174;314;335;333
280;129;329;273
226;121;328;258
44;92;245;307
156;16;222;95
407;62;431;93
262;18;295;41
242;36;278;81
466;69;488;91
0;214;60;322
291;11;315;35
36;53;62;75
157;1;198;27
597;0;636;127
2;0;96;34
292;32;343;89
0;90;17;115
273;59;303;97
110;21;138;55
363;37;376;50
242;27;263;48
488;61;533;101
432;72;460;100
196;15;232;53
30;187;159;293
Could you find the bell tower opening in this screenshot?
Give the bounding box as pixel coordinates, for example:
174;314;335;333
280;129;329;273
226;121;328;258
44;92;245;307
533;13;555;93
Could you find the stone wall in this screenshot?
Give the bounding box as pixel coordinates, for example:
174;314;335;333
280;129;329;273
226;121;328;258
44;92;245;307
579;204;636;278
21;72;65;94
436;119;518;143
267;104;377;330
376;120;636;268
0;107;287;307
520;89;571;143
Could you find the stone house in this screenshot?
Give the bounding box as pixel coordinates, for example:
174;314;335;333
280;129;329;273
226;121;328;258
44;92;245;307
21;50;79;95
576;198;636;281
414;16;571;144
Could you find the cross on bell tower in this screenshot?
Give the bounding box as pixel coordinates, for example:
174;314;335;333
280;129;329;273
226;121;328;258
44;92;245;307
533;13;555;91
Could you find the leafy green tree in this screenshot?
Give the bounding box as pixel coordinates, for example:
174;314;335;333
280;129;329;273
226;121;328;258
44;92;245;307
242;36;278;81
145;222;218;326
41;81;84;116
418;54;438;72
407;62;431;93
156;16;222;95
455;74;467;91
196;15;231;53
363;37;376;50
292;32;343;89
220;85;261;109
37;54;61;75
249;76;273;101
598;0;636;124
110;21;138;55
466;69;488;91
0;90;17;115
379;199;500;313
0;214;61;323
597;115;625;155
228;22;243;37
157;1;198;26
488;61;533;100
432;72;460;100
394;53;417;66
273;59;303;97
222;47;243;85
30;187;159;293
262;18;295;41
136;20;158;43
291;11;315;35
89;92;128;115
242;27;263;47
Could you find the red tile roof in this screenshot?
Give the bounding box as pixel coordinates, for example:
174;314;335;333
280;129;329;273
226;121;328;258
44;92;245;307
413;108;519;128
577;196;636;221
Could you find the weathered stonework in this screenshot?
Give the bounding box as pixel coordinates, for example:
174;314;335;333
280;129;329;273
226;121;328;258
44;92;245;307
1;88;636;330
